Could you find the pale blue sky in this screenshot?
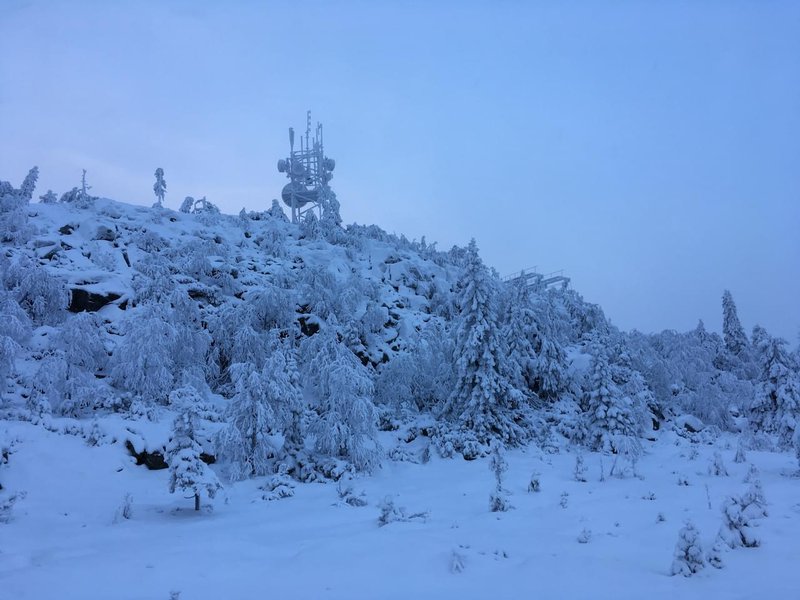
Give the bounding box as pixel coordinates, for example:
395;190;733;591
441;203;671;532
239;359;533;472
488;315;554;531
1;0;798;341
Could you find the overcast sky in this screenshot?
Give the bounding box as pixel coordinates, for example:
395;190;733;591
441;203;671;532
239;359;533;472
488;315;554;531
1;0;798;341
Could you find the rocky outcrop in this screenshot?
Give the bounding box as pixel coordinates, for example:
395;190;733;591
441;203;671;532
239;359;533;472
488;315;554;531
69;288;122;313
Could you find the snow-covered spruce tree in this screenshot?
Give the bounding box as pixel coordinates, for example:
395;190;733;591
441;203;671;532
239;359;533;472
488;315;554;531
530;297;571;403
671;520;705;577
750;325;800;447
584;341;644;470
267;198;289;222
718;480;768;549
439;240;528;450
319;190;344;243
166;387;222;511
110;303;176;407
722;290;750;358
19;166;39;201
153;167;166;207
500;278;538;399
301;322;380;472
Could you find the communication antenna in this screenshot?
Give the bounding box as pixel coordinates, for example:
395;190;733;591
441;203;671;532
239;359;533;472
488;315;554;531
277;111;336;223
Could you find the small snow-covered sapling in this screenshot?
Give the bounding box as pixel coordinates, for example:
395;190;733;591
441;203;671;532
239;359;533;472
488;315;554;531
733;438;748;464
559;491;569;509
718;479;767;549
377;496;428;526
574;454;587;483
794;427;800;471
707;537;726;569
528;471;541;493
450;549;466;574
336;478;367;507
671;520;705;577
113;492;133;522
577;528;591;544
489;442;511;512
709;451;729;476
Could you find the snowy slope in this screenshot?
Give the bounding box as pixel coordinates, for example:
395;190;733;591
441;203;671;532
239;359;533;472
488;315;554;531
1;183;799;600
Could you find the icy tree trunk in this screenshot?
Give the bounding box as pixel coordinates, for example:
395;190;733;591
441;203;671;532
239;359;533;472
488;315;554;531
194;492;200;511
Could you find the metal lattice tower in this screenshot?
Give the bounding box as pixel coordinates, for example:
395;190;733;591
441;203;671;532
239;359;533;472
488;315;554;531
504;267;570;291
277;111;336;224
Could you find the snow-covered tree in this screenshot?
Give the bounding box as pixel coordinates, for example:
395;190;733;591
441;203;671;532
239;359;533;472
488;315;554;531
671;521;705;576
584;341;644;464
718;480;767;548
488;442;511;512
169;290;211;382
110;303;175;406
179;196;195;213
301;323;380;471
267;198;289;222
19;166;39;201
8;257;69;325
750;326;800;447
500;278;538;398
319;190;343;243
374;320;454;415
166;387;222;511
153;168;166;207
300;210;320;240
244;284;297;335
0;291;31;381
530;298;571;403
215;337;303;480
793;426;800;471
215;363;277;480
131;254;175;305
722;290;749;357
39;190;57;204
57;312;107;374
440;240;528;448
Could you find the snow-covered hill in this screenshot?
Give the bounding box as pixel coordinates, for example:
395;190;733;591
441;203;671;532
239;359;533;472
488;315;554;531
1;168;799;599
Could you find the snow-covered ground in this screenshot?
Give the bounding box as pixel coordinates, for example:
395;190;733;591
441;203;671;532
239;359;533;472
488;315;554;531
2;420;798;600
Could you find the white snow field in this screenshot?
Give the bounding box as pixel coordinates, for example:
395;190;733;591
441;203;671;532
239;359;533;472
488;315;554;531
1;420;798;600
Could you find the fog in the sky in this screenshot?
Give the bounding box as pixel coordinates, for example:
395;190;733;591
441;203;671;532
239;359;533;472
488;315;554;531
1;1;798;341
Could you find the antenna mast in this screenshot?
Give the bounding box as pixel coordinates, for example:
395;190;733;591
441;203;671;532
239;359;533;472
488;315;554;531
276;111;336;224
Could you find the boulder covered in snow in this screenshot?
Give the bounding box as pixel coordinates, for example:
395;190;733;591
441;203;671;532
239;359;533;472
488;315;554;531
674;414;705;434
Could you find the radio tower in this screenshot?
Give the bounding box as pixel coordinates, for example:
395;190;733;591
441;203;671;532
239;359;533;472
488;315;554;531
277;111;337;224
